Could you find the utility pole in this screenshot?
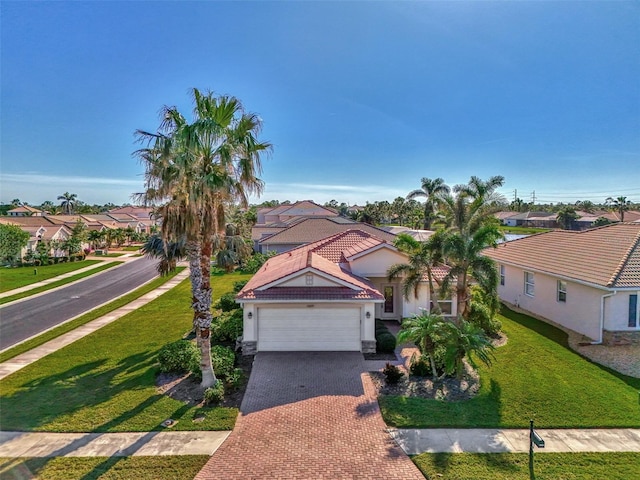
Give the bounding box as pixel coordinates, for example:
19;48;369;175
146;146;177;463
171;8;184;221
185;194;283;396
513;189;518;202
531;190;537;205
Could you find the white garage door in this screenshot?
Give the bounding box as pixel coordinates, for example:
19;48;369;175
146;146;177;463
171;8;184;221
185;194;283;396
258;307;361;351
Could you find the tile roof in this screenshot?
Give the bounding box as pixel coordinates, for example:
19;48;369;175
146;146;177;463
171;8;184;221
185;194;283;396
259;218;396;245
237;229;392;301
7;206;43;214
237;286;382;301
483;223;640;288
0;217;56;227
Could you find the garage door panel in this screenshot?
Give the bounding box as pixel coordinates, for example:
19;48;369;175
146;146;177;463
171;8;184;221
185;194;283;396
258;307;361;351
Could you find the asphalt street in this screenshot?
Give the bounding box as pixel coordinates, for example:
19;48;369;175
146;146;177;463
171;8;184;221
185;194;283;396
0;257;159;350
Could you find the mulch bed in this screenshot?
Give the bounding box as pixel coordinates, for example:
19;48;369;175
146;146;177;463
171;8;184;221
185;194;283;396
156;354;254;408
369;360;480;401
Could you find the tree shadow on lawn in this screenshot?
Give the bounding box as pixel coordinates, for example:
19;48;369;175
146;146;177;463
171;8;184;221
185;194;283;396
501;304;640;390
1;350;197;479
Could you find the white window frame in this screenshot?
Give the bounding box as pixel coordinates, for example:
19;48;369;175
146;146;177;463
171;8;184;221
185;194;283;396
431;299;453;317
499;265;505;286
557;280;567;303
524;271;535;297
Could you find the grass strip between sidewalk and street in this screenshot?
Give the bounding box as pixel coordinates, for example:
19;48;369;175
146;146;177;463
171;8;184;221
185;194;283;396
0;260;103;292
0;455;209;480
412;452;640;480
0;262;119;306
379;305;640;429
0;267;184;363
0;271;251;433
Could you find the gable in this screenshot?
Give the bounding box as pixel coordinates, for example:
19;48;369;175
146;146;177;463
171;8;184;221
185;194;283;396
348;248;409;277
277;271;351;288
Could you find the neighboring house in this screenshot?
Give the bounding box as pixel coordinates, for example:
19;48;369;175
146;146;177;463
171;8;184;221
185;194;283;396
258;217;396;254
108;206;155;219
494;211;518;225
236;229;454;354
483;223;640;345
252;200;340;250
503;211;556;228
380;226;434;242
7;206;44;217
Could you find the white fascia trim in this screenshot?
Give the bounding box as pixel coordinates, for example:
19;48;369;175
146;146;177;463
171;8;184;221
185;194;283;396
239;299;385;304
256;266;362;291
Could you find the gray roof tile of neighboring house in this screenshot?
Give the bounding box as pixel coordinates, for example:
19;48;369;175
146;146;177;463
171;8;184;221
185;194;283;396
483;223;640;288
259;218;396;245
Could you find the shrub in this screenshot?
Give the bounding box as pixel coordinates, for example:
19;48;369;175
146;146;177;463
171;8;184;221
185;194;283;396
382;363;404;384
376;332;396;353
409;353;431;377
233;280;249;293
215;292;238;312
210;345;236;378
224;367;244;389
203;381;225;405
240;251;276;274
211;309;244;344
158;340;199;374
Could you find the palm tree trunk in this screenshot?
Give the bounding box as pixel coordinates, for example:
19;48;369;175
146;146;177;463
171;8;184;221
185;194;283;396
426;267;442;315
197;237;216;388
455;273;467;326
186;240;202;343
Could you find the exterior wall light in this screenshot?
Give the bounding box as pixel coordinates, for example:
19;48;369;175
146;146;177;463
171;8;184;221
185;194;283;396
366;311;371;319
247;312;253;319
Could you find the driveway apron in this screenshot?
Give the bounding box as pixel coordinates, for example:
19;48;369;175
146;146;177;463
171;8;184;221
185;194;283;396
195;352;423;479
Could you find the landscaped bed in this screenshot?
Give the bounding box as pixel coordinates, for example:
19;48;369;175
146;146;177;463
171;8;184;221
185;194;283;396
379;305;640;429
0;272;252;433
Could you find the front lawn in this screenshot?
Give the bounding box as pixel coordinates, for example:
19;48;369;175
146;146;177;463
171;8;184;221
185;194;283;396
380;306;640;428
0;260;102;292
0;262;118;305
0;272;251;433
0;456;209;480
499;226;550;235
412;452;640;480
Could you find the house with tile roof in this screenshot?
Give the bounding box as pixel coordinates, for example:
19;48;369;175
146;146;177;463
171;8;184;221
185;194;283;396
236;229;453;354
258;217;397;254
6;205;44;217
483;223;640;345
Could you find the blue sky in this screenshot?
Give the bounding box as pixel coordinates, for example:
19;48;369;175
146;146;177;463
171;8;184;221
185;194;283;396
2;1;639;207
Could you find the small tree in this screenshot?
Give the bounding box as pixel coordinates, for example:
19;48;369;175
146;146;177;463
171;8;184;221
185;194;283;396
0;224;30;265
441;320;495;378
556;207;578;230
396;313;446;379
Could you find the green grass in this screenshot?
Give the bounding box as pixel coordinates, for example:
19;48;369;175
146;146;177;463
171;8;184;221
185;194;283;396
103;253;125;257
412;452;640;480
0;260;103;292
0;456;209;480
380;305;640;428
499;226;550;235
120;246;142;252
0;271;251;432
0;268;185;363
0;262;119;305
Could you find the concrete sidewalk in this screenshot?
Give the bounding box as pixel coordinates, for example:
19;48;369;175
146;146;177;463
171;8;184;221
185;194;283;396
0;268;190;380
390;428;640;454
0;431;229;457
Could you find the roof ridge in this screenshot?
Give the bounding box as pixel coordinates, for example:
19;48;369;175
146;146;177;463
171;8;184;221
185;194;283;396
607;227;640;287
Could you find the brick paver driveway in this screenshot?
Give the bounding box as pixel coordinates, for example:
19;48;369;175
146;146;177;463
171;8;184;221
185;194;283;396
195;352;423;479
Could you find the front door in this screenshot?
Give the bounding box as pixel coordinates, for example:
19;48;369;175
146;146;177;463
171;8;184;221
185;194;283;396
381;285;396;319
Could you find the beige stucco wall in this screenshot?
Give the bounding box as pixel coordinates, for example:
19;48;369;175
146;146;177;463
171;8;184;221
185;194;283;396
349;248;408;277
498;264;603;340
606;291;640;332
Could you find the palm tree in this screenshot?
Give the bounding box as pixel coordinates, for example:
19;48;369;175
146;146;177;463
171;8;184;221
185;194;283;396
57;192;78;215
440;320;494;378
396;313;446;379
141;234;186;276
556;207;579;230
135;88;271;388
387;232;446;314
439;176;504;323
213;223;252;273
407;177;450;230
605;196;632;222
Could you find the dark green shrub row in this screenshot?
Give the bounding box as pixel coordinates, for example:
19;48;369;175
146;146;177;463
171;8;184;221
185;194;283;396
157;340;199;374
375;320;397;353
210;309;243;344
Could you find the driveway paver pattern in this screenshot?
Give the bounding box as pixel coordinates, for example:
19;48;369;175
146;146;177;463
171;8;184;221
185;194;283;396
195;352;423;480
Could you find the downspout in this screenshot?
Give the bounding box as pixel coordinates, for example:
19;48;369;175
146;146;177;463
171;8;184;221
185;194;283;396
593;291;617;345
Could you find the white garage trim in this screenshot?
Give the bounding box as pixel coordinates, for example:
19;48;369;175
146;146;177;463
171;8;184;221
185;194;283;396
257;306;361;351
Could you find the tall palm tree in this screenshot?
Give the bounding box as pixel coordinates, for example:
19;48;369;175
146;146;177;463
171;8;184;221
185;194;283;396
556;207;578;230
605;196;631;222
407;177;450;230
439;176;504;323
135;88;271;388
57;192;78;215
